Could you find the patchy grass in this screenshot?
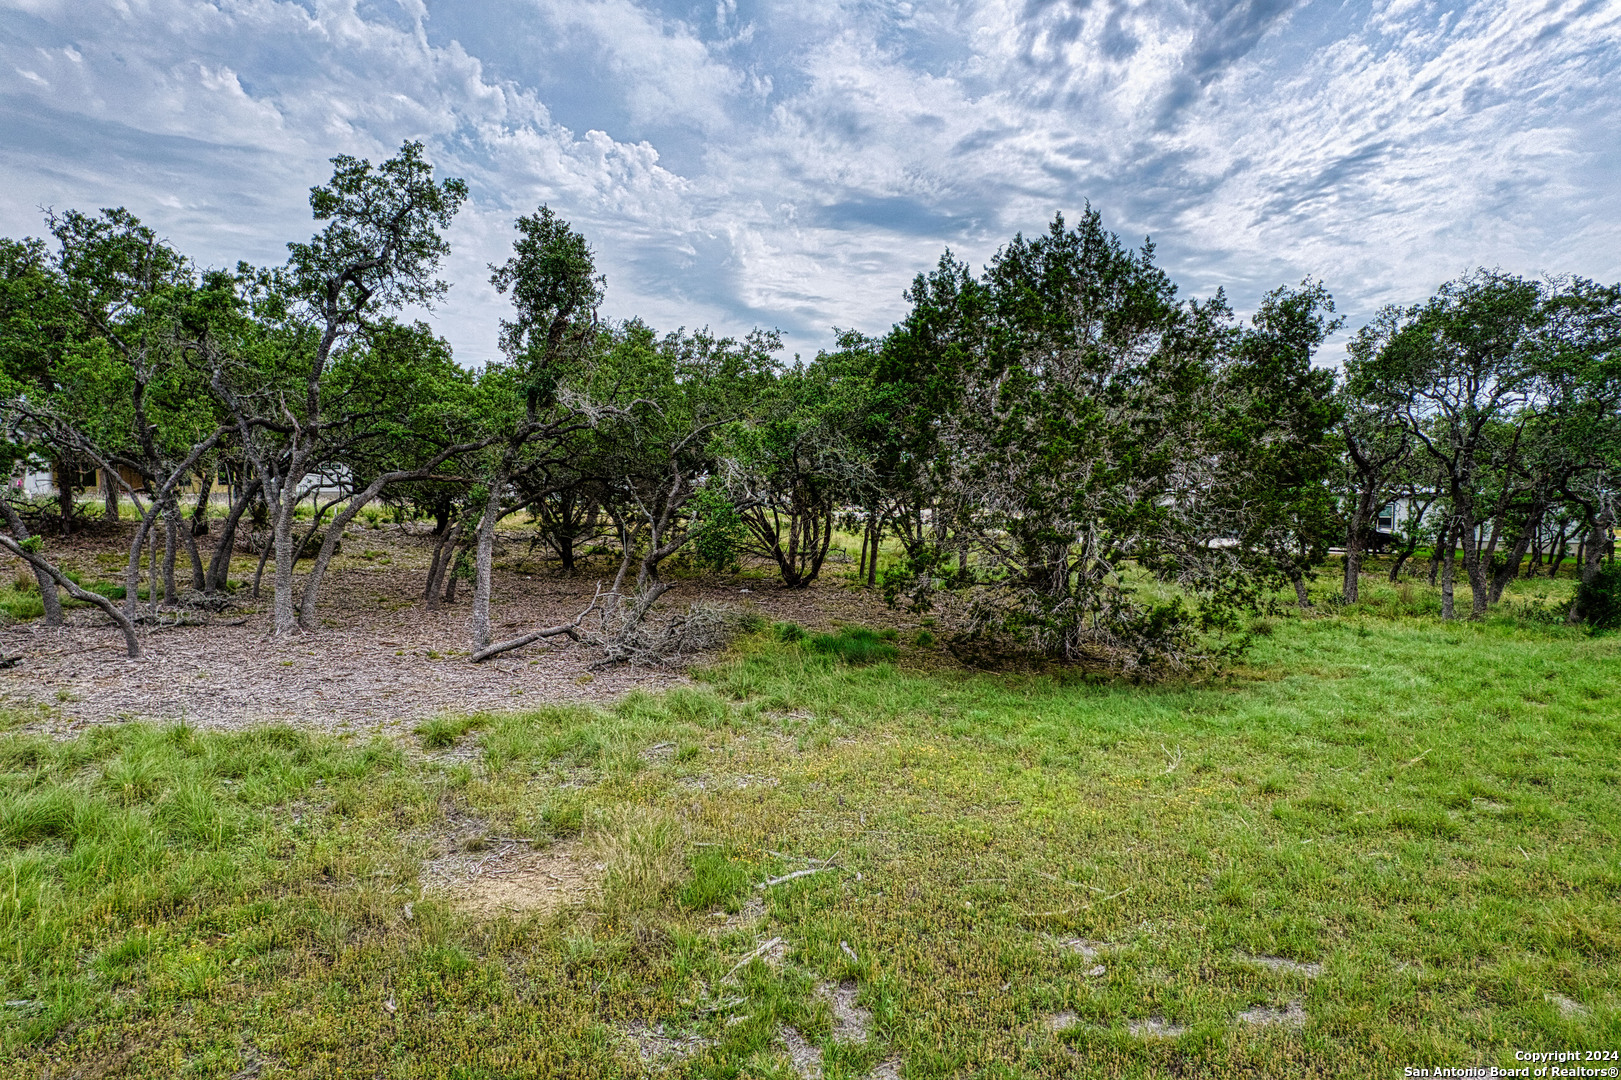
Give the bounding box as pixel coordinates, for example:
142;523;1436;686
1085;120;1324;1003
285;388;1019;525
0;608;1617;1077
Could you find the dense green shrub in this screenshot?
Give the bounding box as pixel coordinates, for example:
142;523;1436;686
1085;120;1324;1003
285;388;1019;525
1576;565;1621;630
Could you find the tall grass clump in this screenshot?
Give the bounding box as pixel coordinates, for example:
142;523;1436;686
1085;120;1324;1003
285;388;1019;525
806;626;900;665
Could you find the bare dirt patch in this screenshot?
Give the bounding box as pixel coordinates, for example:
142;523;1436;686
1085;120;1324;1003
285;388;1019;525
618;1020;709;1064
0;523;921;735
781;1027;822;1079
1545;992;1589;1019
712;895;766;932
819;980;871;1042
1237;1001;1307;1027
1127;1017;1188;1038
424;837;599;920
1238;954;1323;978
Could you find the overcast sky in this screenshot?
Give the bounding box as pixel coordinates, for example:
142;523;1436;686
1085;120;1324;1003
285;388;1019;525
3;0;1618;366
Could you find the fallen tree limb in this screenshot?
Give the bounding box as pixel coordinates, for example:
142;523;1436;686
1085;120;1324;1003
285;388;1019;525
470;584;603;664
722;936;784;982
756;866;834;890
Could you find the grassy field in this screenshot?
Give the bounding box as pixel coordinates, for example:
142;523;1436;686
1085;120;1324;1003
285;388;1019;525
0;575;1617;1077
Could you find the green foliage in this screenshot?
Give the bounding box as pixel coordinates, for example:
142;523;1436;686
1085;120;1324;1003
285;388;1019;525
1576;565;1621;630
687;485;748;572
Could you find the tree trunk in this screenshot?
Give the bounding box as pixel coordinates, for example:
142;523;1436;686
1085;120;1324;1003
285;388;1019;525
299;480;396;627
191;472;213;536
271;502;298;636
1488;509;1543;603
101;469;120;522
122;513;158;623
206;478;260;593
425;521;455;609
53;458;75;533
1568;513;1613;623
162;507;179;604
1428;520;1449;587
1440;525;1457;621
1549;529;1570;579
867;516;884;588
1459;520;1490;619
557;528;575;574
0;501;63;626
1342;496;1373;604
442;549;461;603
1292;573;1311;610
471;480;505;651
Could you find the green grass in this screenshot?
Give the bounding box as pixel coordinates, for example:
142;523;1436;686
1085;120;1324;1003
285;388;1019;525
0;572;130;618
0;605;1617;1076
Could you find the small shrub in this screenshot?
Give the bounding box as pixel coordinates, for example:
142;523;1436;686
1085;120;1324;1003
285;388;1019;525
806;626;900;665
913;629;936;648
1575;565;1621;631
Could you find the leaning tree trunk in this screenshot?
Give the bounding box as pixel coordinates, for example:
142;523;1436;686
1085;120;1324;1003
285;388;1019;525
190;471;213;536
53;458;75;533
299;475;407;628
205;479;261;593
425;526;456;609
0;535;139;657
0;501;63;626
1549;529;1570;579
1488;510;1543;603
122;511;160;623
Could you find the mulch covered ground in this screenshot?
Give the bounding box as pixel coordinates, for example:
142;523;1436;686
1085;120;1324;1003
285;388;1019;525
0;521;913;736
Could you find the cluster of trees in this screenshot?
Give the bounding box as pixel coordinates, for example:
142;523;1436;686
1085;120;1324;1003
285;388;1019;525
1338;271;1621;622
2;143;1616;669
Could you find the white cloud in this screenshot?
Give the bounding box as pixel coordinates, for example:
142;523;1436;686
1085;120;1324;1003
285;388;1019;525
0;0;1617;364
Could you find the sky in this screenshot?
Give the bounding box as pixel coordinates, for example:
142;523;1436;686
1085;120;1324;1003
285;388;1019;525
2;0;1618;367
